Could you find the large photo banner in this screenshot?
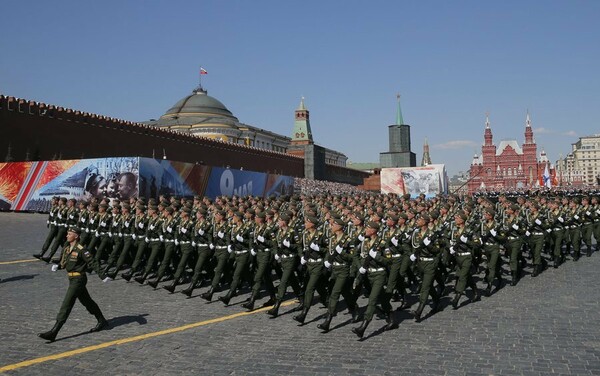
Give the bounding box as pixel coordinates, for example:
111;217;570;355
381;164;448;198
0;158;139;211
138;158;211;199
204;167;268;199
264;173;295;197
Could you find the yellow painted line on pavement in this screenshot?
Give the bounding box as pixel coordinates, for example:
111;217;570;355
0;259;38;265
0;300;297;373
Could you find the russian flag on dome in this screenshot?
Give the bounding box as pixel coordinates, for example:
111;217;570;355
543;164;551;188
200;67;208;75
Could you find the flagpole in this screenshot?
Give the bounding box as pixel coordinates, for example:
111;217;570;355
199;66;202;89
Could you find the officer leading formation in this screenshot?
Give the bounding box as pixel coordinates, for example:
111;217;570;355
35;190;600;340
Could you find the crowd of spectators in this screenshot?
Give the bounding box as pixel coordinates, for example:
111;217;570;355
293;177;362;196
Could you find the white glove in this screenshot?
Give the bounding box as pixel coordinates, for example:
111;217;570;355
118;233;122;237
149;225;155;230
490;229;497;237
50;212;54;217
391;237;399;246
358;234;365;242
574;215;579;220
274;254;280;261
450;246;455;255
546;228;552;233
283;239;291;248
250;249;256;256
257;235;265;243
108;232;112;237
80;218;85;222
159;235;164;241
525;231;531;237
198;229;204;235
404;232;411;239
335;245;343;254
596;210;600;215
310;243;320;251
95;231;99;237
423;237;431;246
368;249;377;258
300;256;307;265
209;243;215;250
558;217;564;223
175;239;179;245
410;254;417;262
217;231;224;239
512;224;519;230
90;219;95;224
167;227;173;233
460;235;468;243
124;221;130;227
51;264;59;272
535;219;542;225
192;241;196;247
101;222;106;227
145;237;149;243
236;234;244;242
586;211;591;216
324;260;331;268
227;245;233;253
181;228;187;234
102;276;113;283
132;234;137;240
138;223;144;229
359;267;367;274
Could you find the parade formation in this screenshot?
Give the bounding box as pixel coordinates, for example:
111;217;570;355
34;190;600;341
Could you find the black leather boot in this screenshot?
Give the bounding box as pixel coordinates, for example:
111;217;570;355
33;252;44;260
261;294;276;308
163;279;178;294
472;288;481;302
510;271;518;286
241;292;257;311
317;313;333;332
573;252;580;262
349;307;362;323
485;282;492;296
266;299;281;317
41;256;52;263
413;302;426;322
38;321;64;342
200;287;214;301
384;311;399;331
532;264;539;277
587;247;592;257
121;270;133;281
134;274;147;284
90;314;109;332
293;306;310;324
218;291;232;306
148;277;161;289
452;293;462;310
181;281;196;298
351;319;371;338
553;256;560;269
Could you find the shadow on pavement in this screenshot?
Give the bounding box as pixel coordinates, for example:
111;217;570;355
0;274;38;283
51;314;150;343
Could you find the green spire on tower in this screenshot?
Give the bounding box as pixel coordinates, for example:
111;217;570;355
396;93;404;125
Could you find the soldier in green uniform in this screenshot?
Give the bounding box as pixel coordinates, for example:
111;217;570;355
122;204;148;281
38;227;108;342
92;203;113;264
148;206;178;288
200;209;230;301
525;203;548;277
105;203;134;279
449;211;481;309
592;196;600;252
36;196;60;260
43;197;68;263
580;196;595;257
293;215;328;324
242;211;277;311
219;211;253;305
267;213;302;317
76;200;90;246
181;208;213;297
410;213;442;322
502;204;525;286
318;217;360;332
479;208;504;296
566;198;583;261
351;221;391;338
134;205;163;284
548;199;567;267
164;207;195;293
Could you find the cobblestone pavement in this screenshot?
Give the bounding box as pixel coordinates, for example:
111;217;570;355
1;212;599;375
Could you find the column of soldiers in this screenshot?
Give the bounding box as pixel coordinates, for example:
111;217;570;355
36;190;600;338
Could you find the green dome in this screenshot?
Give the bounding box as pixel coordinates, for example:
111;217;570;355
163;87;237;120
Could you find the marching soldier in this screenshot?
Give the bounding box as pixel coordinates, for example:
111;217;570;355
449;210;481;309
200;209;230;301
479;208;504;296
164;207;195;293
218;211;253;305
525;203;548;277
43;197;69;263
148;206;178;288
134;205;163;284
181;208;213;297
122;204;148;281
35;196;60;260
106;203;135;279
502;204;525;286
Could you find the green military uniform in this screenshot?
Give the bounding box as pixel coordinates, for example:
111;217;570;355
478;209;504;295
200;214;230;301
219;212;253;305
36;199;59;260
181;210;213;297
164;209;195;292
449;213;481;309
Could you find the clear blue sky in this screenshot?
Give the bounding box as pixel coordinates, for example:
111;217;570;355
2;1;599;175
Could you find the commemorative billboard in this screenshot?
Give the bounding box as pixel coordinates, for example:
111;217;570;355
380;164;448;198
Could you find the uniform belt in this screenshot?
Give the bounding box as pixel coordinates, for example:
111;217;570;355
179;241;191;244
148;238;160;242
308;258;322;263
235;250;248;255
420;257;435;261
570;225;578;229
583;222;592;225
508;236;518;240
98;232;108;236
532;232;544;235
123;234;133;237
333;262;346;266
368;267;385;272
67;272;82;277
391;254;402;258
553;228;561;231
457;252;471;256
280;254;295;259
216;246;228;249
164;239;175;243
260;248;271;252
196;243;208;247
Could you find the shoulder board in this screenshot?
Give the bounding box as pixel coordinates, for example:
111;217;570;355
77;244;84;250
